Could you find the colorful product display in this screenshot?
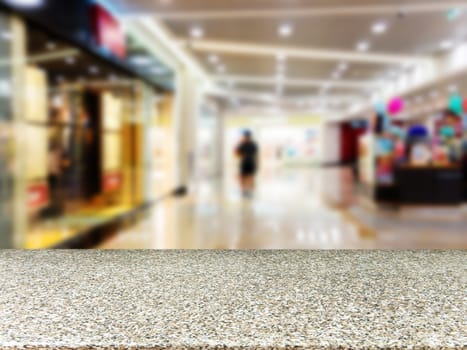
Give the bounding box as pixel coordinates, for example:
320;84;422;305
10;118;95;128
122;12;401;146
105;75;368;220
364;95;466;187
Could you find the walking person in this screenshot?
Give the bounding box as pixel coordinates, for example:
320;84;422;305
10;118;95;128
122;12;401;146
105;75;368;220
235;130;259;198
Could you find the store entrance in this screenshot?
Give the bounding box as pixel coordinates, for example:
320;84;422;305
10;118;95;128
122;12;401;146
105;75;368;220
81;91;102;201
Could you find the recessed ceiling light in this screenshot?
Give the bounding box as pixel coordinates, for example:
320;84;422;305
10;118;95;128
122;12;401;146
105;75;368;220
65;56;75;65
439;40;454;50
278;24;293;37
338;62;349;71
276;52;287;61
356;41;370;52
130;55;153;66
332;71;341;79
5;0;43;8
208;54;219;64
372;21;388;35
190;26;204;39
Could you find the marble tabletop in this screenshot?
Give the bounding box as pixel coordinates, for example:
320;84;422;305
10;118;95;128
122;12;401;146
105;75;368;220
0;250;465;350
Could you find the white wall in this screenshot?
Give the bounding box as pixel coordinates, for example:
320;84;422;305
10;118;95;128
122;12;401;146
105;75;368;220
321;123;341;164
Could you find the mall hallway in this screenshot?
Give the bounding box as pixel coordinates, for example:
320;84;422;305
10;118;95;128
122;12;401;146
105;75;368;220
100;167;467;250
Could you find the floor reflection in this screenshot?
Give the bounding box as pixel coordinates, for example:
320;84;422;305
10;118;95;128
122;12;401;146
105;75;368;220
100;167;467;249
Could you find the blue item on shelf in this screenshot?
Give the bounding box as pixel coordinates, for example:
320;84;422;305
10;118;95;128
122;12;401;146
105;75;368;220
408;125;429;139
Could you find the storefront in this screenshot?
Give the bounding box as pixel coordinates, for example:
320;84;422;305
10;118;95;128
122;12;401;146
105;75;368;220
0;1;174;248
358;90;467;207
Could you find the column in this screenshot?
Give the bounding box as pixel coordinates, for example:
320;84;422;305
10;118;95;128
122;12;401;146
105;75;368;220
173;68;203;191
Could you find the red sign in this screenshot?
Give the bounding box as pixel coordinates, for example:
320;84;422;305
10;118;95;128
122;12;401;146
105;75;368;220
27;183;49;209
103;172;122;192
90;4;126;59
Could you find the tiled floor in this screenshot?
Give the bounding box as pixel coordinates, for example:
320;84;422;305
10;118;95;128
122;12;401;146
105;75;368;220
100;167;467;249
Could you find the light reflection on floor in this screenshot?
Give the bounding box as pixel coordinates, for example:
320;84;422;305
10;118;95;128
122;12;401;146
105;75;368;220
100;167;467;250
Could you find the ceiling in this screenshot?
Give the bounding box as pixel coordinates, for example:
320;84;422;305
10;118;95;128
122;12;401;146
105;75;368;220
113;0;467;113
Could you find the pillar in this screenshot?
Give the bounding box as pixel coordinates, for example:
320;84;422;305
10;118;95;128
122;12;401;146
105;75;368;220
173;68;203;191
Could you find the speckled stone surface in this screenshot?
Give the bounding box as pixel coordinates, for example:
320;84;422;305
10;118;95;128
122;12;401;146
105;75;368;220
0;251;465;350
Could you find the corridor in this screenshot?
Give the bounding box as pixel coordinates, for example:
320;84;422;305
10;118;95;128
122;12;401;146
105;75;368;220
101;167;467;250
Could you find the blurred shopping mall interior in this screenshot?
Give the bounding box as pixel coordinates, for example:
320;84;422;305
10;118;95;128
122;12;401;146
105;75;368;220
0;0;466;249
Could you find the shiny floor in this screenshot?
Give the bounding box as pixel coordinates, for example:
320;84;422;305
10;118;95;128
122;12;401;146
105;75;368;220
100;167;467;249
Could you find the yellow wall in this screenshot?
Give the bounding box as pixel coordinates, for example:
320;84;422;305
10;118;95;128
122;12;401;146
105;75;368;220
226;114;323;128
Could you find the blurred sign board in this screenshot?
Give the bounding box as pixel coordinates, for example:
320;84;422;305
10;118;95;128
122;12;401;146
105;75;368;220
90;3;126;59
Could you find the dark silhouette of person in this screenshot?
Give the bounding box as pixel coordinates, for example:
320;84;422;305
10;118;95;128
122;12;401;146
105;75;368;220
235;130;259;198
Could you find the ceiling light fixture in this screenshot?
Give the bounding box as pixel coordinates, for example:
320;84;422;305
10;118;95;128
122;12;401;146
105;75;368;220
332;71;341;80
208;54;219;64
278;23;293;37
338;62;349;71
276;52;287;61
356;41;370;52
439;40;454;50
65;56;75;65
372;21;388;35
190;26;204;39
